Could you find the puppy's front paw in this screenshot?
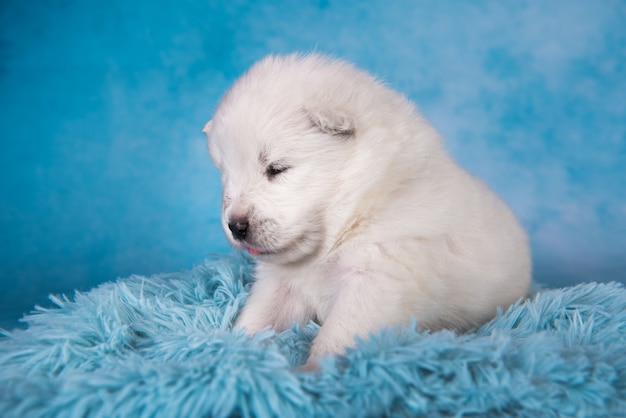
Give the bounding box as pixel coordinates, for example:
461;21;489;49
234;315;265;335
296;358;320;373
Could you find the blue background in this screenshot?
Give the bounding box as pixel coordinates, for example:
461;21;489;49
1;0;625;328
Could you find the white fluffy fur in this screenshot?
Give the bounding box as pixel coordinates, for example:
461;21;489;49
204;54;531;368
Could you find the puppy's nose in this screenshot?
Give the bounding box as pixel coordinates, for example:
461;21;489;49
228;219;249;241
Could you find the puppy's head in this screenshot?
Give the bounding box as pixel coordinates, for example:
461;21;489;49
204;54;364;264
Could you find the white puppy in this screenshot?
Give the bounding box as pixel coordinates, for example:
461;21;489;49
203;53;531;368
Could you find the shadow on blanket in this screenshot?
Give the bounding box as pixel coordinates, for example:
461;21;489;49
1;253;625;417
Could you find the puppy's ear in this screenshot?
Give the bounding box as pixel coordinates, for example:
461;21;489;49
203;119;220;162
202;119;214;135
306;108;356;138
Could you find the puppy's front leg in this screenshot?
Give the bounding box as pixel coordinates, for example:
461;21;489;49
235;276;311;334
305;270;405;368
235;277;279;334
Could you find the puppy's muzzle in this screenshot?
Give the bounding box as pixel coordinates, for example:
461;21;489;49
228;219;249;241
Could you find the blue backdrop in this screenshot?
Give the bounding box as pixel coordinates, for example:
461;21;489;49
1;0;625;328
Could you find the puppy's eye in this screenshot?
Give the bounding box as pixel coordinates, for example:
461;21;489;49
265;163;289;179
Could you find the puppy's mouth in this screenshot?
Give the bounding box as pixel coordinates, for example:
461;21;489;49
225;217;318;261
242;243;284;257
241;233;310;259
245;246;265;256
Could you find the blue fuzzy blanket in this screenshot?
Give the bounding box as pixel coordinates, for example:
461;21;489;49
1;254;625;417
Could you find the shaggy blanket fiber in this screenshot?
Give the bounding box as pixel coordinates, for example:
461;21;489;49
1;254;625;417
